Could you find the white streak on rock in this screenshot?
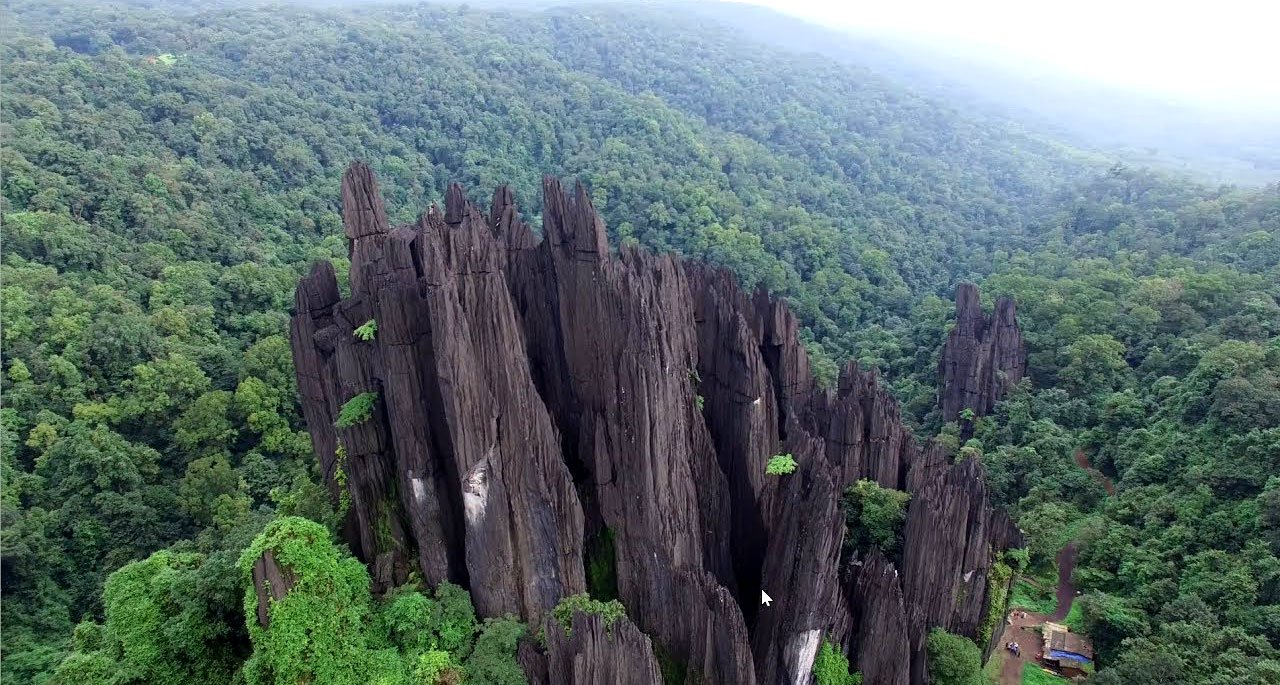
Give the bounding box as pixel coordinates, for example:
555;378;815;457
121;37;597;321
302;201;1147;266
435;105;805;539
463;458;490;526
790;629;822;685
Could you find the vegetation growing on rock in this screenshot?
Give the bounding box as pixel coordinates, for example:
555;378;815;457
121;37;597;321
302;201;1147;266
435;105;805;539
765;454;798;475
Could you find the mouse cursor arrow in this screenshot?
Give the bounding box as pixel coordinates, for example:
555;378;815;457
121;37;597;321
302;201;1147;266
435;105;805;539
761;590;773;606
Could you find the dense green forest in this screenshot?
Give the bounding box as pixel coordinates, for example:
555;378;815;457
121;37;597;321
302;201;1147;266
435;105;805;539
1;0;1277;683
683;2;1280;186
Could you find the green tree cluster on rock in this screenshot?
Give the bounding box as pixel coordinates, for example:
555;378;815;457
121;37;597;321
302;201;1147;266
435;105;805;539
813;639;862;685
552;593;628;636
842;479;911;558
50;517;527;685
237;517;528;685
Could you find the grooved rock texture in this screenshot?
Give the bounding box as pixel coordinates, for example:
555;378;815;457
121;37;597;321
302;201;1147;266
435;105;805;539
290;163;1025;684
846;552;911;685
544;612;664;685
938;282;1026;422
901;458;1009;684
250;551;295;629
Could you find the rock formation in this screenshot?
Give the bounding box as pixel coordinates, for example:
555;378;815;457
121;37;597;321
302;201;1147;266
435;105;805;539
541;612;665;685
938;282;1026;423
289;163;1024;684
249;551;295;628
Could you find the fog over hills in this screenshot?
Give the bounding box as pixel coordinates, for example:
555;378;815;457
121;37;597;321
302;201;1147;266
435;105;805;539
695;0;1280;184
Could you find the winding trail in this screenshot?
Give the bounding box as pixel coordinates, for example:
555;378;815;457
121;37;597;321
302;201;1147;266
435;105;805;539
995;451;1111;683
997;550;1077;685
1074;449;1115;495
1049;543;1078;622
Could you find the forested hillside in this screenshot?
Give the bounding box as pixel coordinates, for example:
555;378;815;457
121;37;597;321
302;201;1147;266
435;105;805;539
2;1;1278;683
687;2;1280;185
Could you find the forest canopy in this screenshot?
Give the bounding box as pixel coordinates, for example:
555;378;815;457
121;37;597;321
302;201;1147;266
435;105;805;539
1;0;1277;683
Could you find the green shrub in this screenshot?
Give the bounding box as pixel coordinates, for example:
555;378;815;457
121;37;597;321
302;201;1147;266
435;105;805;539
552;593;627;635
432;581;479;654
380;589;439;653
335;392;377;428
464;618;526;685
354;319;377;341
237;517;402;685
766;453;798;475
813;639;862;685
926;628;983;685
1004;547;1031;573
979;560;1013;646
843;479;911;556
415;649;460;684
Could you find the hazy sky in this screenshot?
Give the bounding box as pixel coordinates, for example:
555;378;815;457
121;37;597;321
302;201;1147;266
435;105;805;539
736;0;1280;111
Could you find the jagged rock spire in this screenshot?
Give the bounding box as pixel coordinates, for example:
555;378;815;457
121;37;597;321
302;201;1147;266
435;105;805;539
938;282;1027;422
290;166;1024;684
341;161;390;239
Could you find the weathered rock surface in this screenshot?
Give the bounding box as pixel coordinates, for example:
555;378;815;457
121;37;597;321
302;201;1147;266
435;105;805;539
846;553;911;685
249;551;295;628
751;450;844;685
290;163;1026;684
544;612;664;685
901;458;1018;684
938;282;1026;422
290;164;586;626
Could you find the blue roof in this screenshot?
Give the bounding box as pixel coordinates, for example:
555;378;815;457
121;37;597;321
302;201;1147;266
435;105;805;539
1050;649;1093;664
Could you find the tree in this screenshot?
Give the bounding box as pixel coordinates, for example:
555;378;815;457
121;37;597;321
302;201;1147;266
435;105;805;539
1079;592;1152;662
237;517;399;685
1060;334;1129;396
464;618;528;685
842;480;911;557
925;629;982;685
179;455;248;527
51;550;245;685
813;639;861;685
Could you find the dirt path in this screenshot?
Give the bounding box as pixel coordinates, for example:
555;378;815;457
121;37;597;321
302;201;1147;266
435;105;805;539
995;450;1108;683
998;545;1080;684
1074;449;1115;495
1049;543;1078;621
997;609;1048;685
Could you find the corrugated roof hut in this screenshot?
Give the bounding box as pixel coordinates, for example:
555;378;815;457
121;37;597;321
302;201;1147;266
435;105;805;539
1042;622;1094;677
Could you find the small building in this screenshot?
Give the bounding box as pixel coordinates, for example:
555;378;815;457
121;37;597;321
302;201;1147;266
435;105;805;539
1042;622;1094;677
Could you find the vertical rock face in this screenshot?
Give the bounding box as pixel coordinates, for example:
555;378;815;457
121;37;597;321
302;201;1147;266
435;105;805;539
751;451;845;685
823;362;921;491
289;163;586;625
846;553;911;685
900;458;1008;684
290;163;1025;684
938;282;1026;422
544;612;664;685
